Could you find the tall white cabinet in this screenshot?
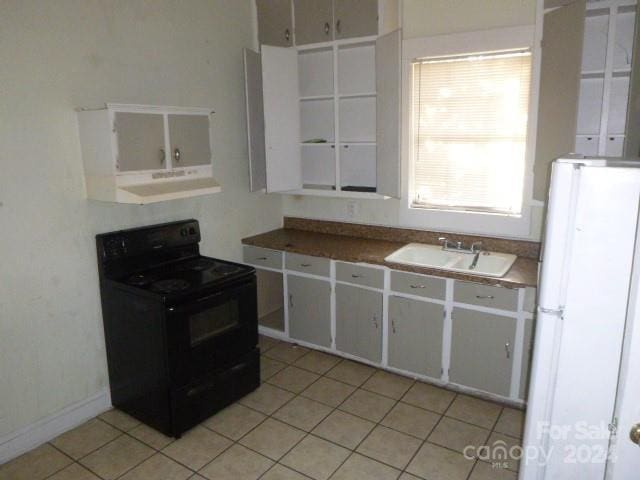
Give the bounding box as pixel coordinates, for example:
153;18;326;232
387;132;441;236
575;0;637;157
244;30;401;198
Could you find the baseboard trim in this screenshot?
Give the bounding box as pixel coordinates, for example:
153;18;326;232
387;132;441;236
0;389;111;465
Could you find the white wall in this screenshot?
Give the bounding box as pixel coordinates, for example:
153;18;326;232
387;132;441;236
0;0;282;439
283;0;543;241
403;0;536;38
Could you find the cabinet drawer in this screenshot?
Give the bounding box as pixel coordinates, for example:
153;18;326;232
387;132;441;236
285;253;330;277
454;281;518;311
242;246;282;270
336;262;384;289
390;271;445;300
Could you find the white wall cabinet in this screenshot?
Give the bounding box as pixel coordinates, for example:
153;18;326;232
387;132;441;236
243;246;536;405
256;0;294;47
261;0;387;47
243;29;401;198
575;1;637;157
77;104;220;204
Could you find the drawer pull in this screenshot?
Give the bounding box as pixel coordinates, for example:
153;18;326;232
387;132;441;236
410;284;426;289
372;315;378;329
256;256;268;261
391;319;396;334
289;294;294;308
300;263;311;267
505;342;511;359
351;274;362;278
476;295;495;299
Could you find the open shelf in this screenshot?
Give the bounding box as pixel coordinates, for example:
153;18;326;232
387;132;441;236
338;42;376;95
340;144;376;192
339;96;376;143
300;98;334;144
338;92;377;99
302;144;336;190
298;47;334;98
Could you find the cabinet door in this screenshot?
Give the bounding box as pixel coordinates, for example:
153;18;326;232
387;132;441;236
168;114;211;167
533;1;584;200
334;0;378;40
244;48;267;191
261;46;302;192
256;0;293;47
293;0;334;45
335;284;382;363
375;29;401;198
114;112;166;172
449;308;516;397
288;275;332;347
388;296;443;378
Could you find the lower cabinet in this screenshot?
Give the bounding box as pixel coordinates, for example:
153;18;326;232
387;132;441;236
287;274;332;347
388;296;443;378
449;307;516;397
335;283;382;363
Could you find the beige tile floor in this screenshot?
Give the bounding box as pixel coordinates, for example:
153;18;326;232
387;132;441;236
0;335;526;480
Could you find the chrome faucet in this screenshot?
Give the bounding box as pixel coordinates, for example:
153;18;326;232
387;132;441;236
438;237;483;254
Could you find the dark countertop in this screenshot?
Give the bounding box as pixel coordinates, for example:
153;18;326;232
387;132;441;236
242;228;538;288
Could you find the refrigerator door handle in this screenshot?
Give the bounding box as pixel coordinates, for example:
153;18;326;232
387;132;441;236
538;306;564;316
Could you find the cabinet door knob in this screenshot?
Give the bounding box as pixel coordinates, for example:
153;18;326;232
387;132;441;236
372;315;378;329
630;424;640;445
505;342;511;359
324;22;330;35
391;319;396;334
289;294;294;308
336;19;341;34
285;28;291;42
174;148;181;163
159;148;166;164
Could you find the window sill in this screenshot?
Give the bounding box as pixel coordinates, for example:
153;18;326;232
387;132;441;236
399;202;533;239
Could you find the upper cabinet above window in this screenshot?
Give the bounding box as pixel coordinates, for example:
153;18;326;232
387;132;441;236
246;0;401;199
257;0;396;47
256;0;294;46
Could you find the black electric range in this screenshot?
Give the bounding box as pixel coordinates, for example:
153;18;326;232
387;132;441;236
96;219;259;437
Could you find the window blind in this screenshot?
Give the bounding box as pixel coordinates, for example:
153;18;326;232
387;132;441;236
410;50;532;214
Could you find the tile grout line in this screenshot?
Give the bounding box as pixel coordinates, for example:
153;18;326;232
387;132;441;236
32;339;521;480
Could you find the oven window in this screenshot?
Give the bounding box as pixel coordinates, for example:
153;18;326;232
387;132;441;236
189;299;240;346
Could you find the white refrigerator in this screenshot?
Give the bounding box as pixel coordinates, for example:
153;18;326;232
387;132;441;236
521;157;640;480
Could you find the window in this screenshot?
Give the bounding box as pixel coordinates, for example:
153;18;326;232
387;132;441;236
410;50;532;215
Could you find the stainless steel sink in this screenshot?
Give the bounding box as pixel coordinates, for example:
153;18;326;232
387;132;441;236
385;243;517;278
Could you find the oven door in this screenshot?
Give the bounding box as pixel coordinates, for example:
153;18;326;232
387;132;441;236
166;277;258;385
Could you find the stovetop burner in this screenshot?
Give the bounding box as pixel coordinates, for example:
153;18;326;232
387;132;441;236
211;264;241;275
116;256;253;297
150;278;191;293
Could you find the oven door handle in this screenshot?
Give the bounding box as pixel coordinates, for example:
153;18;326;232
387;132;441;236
196;291;224;303
167;291;226;313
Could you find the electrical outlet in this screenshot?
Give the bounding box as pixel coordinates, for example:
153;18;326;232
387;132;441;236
346;201;359;218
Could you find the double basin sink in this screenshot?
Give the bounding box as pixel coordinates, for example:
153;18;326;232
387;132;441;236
385;243;517;278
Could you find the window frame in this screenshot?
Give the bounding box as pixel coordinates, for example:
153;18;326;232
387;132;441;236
400;26;540;238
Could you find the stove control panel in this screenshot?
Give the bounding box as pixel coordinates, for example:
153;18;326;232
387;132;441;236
97;219;201;261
